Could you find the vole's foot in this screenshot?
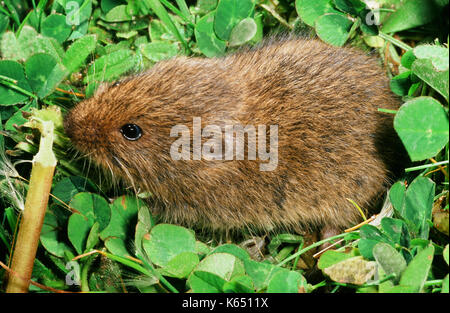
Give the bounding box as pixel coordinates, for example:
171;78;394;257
319;225;342;251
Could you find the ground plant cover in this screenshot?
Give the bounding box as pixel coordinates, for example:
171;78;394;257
0;0;448;293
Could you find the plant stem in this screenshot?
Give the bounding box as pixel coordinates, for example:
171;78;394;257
277;232;354;267
0;77;37;100
363;273;396;287
0;5;11;16
259;4;293;29
159;0;194;26
291;241;304;271
80;255;96;292
377;8;396;13
378;32;412;51
90;250;179;293
406;160;448;172
6;121;56;292
0;76;55;106
423;279;443;287
377;108;398;114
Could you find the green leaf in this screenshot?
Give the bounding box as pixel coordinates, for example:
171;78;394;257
267;270;307;293
214;0;255;41
210;244;251;261
315;13;353;47
134;202;155;257
102;4;132;22
191;271;226;292
101;0;126;13
358;224;393;260
143;224;196;267
197;0;218;12
1;26;64;63
195;241;211;255
162;252;199;279
323;256;377;285
333;0;366;15
363;35;384;48
194;11;227;58
243;259;286;291
67;192;111;254
100;195;141;257
146;0;189;52
51;176;98;207
410;238;431;249
394;97;449;161
403;177;435;239
0;60;33;106
250;12;263;44
0;31;22;61
85;49;138;96
86;222;101;251
408;81;421;96
399;244;434;292
40;212;73;257
68;20;89;41
61;0;93;24
65;0;92;40
63;35;97;74
413;45;449;71
223;275;255;293
385;285;417;293
444;244;449;265
295;0;340;27
139;42;179;62
318;250;354;269
401;49;417;69
0;13;9;34
373;242;407;281
149;19;167;42
442;275;449;293
41;14;72;43
267;233;303;257
389;184;406;217
104;237;130;258
188;253;245;292
381;218;410;247
86;49;137;82
390;71;412;96
25;53;68;98
411;59;449;101
382;0;439;33
228;17;257;47
31;258;66;291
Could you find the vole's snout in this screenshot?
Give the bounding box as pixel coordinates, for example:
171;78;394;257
63;108;98;154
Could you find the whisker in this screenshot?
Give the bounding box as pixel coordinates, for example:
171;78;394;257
113;156;137;193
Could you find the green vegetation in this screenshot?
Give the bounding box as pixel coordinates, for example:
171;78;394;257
0;0;448;293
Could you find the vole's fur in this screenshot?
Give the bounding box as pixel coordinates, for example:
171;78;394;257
64;37;405;236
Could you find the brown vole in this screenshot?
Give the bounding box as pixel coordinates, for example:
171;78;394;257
63;37;404;236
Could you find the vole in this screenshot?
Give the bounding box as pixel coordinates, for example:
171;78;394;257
63;37;405;237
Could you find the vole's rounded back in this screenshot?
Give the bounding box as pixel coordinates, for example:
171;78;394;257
64;37;404;234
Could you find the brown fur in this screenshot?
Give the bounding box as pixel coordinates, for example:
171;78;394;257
64;37;405;235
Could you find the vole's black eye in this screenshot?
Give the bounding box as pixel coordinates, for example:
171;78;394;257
120;124;142;141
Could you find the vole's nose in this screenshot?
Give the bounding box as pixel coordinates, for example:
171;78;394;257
62;106;104;155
